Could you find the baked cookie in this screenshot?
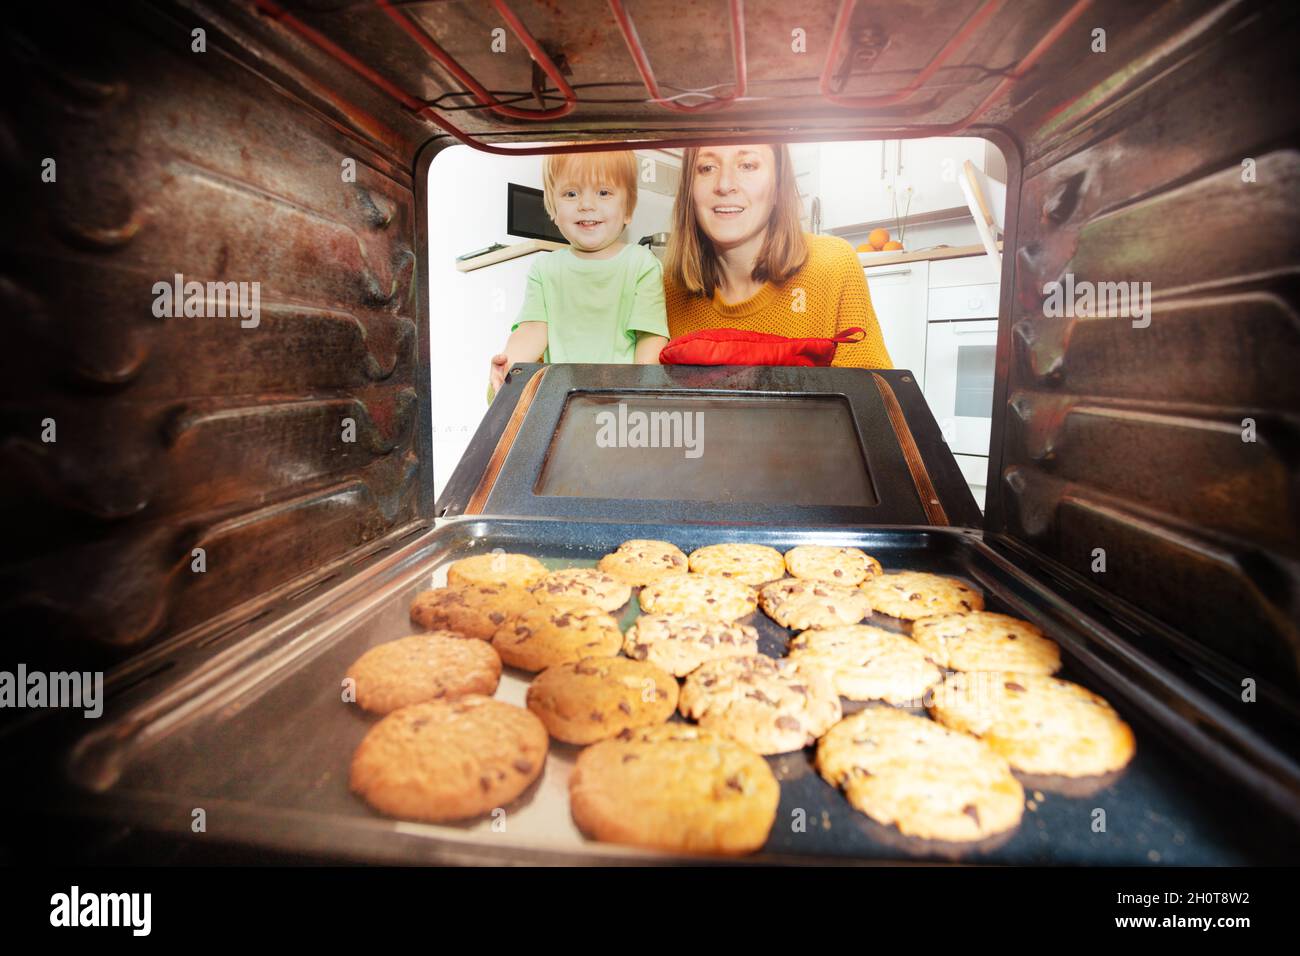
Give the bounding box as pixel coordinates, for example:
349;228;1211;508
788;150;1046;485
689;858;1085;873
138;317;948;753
491;600;622;672
526;657;678;744
638;573;756;623
569;723;780;855
687;543;786;587
758;578;872;630
927;672;1136;777
816;708;1024;842
911;611;1062;674
858;571;984;620
622;614;760;677
678;655;842;754
409;583;537;640
597;539;689;586
345;632;502;715
528;567;632;614
446;552;547;589
350;695;547;822
784;545;883;585
787;625;944;704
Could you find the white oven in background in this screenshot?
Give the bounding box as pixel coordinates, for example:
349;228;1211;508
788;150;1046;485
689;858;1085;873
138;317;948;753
923;318;997;508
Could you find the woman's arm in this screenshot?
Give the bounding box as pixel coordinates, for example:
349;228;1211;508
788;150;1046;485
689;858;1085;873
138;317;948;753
634;332;668;364
489;321;547;393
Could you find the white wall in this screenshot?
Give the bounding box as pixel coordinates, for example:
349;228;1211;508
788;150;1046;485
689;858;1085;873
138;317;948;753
426;145;675;500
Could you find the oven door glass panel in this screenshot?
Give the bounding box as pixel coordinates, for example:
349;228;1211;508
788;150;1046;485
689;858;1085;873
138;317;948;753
534;392;878;506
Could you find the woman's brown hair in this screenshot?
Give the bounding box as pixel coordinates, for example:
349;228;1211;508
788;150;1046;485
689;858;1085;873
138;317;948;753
665;143;808;297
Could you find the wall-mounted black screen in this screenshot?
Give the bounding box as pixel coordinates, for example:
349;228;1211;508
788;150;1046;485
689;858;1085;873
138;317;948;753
507;183;569;244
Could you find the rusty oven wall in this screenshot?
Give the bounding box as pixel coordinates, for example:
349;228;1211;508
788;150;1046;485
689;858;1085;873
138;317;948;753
0;3;431;671
989;1;1300;692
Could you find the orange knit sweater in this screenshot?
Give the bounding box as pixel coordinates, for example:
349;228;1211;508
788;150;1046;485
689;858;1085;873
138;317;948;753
664;233;893;368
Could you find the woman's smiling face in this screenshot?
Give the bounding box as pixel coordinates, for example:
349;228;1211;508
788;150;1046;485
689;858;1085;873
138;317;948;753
690;145;777;252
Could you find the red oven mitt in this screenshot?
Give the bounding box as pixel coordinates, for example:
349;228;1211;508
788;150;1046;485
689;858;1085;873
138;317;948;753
659;327;865;367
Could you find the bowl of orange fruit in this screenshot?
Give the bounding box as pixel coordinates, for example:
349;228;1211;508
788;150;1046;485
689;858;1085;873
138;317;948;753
856;227;905;261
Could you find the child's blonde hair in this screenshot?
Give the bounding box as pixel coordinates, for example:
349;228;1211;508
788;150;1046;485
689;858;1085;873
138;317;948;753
541;150;640;221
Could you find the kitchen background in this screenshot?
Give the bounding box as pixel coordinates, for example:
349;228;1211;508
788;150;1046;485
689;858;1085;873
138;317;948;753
427;138;1008;510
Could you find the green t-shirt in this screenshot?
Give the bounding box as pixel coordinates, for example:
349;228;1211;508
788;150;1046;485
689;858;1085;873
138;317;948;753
512;243;669;363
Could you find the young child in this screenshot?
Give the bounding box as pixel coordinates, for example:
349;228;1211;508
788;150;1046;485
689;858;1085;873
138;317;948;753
488;150;669;396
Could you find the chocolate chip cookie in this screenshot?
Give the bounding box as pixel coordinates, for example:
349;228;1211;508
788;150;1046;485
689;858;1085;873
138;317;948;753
622;613;760;677
345;632;502;715
350;695;547;822
927;672;1136;776
858;571;984;620
597;539;689;586
687;543;786;587
569;723;780;855
678;654;842;755
409;583;538;640
638;573;757;623
787;624;944;704
526;657;679;744
910;611;1061;674
783;545;883;585
758;578;872;630
816;708;1024;842
528;567;632;614
490;600;623;673
446;552;548;589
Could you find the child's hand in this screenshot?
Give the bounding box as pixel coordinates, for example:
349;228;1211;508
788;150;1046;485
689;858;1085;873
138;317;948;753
488;353;510;395
488;324;545;402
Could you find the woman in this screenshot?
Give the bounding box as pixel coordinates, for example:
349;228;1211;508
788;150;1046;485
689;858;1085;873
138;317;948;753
664;143;892;368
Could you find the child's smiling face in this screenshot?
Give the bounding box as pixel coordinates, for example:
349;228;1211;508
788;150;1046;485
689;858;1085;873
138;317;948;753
553;179;631;256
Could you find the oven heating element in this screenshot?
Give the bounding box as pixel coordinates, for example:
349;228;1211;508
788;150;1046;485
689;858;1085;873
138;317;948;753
252;0;1094;155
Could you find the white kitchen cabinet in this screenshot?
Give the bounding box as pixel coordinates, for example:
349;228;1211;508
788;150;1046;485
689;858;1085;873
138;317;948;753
865;260;929;382
820;137;991;230
819;141;893;230
930;254;1001;287
893;137;988;217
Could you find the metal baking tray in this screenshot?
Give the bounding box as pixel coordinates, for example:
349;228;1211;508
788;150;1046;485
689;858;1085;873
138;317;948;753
16;517;1300;865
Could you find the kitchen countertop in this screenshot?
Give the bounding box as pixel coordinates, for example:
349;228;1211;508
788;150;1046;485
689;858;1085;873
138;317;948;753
456;237;566;272
856;242;1001;268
